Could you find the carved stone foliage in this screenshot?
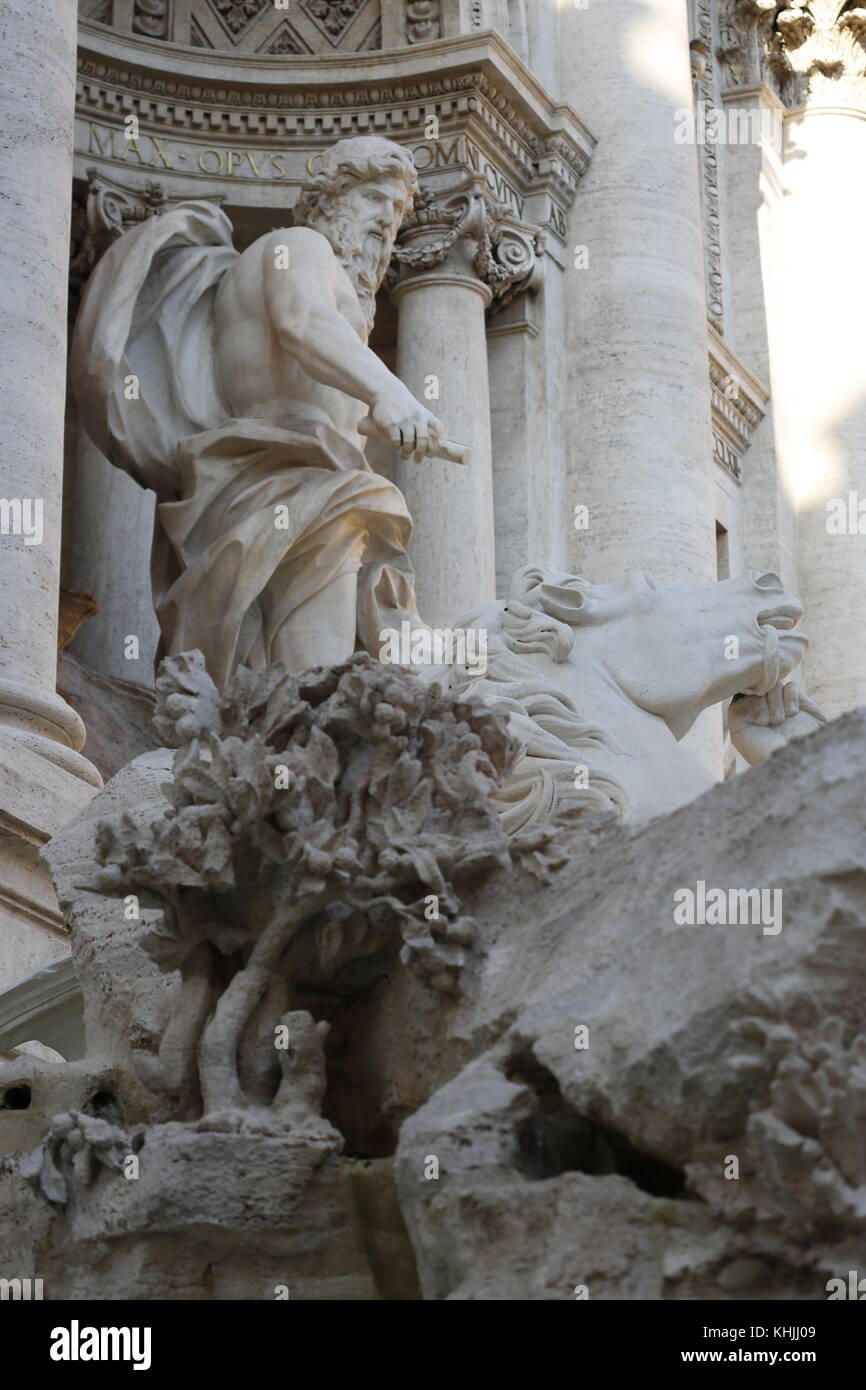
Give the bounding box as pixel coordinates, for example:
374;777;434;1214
774;0;866;102
19;1112;132;1209
209;0;270;37
84;0;383;53
302;0;366;41
717;0;866;103
717;0;784;90
199;0;382;52
689;990;866;1235
263;22;309;53
85;652;565;1133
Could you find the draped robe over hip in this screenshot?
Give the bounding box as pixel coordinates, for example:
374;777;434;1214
71;201;421;687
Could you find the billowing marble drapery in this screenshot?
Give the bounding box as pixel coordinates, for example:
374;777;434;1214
72;201;422;687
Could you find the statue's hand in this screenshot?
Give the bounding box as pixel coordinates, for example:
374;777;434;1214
368;389;445;461
728;680;827;766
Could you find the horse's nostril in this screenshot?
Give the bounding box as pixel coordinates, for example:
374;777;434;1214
750;570;784;591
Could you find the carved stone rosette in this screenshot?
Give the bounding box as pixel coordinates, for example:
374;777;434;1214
405;0;441;43
133;0;169;39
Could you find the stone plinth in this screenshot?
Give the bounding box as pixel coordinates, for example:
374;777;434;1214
0;1128;419;1301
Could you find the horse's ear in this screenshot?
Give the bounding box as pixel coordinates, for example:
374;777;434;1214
539;579;597;625
510;565;548;599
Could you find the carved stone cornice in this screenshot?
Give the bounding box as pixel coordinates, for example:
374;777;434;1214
717;1;866;105
74;21;594;245
708;323;769;482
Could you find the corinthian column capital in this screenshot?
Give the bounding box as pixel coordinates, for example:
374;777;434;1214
718;0;866;105
392;182;542;311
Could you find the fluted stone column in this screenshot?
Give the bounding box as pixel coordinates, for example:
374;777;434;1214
558;0;719;773
392;197;497;627
0;0;100;789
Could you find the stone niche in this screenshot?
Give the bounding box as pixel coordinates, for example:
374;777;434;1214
75;20;592;252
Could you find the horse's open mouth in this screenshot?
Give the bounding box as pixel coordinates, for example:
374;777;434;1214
757;603;803;632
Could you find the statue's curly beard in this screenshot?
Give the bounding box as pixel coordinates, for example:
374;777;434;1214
317;213;393;331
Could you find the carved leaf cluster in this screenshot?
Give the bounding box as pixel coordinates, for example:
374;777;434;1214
92;651;526;988
19;1111;131;1208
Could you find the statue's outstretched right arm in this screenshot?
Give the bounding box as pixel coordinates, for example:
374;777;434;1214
263;228;444;461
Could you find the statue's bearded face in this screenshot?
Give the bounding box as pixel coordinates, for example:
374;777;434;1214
321;174;411;327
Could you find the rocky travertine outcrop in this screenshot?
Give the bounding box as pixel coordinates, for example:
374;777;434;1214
393;709;866;1298
1;672;864;1299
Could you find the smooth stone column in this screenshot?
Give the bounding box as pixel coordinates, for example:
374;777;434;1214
558;0;719;776
393;242;496;628
0;0;100;787
774;105;866;718
720;86;799;596
558;0;717;586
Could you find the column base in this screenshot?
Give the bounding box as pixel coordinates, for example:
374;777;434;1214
0;679;102;789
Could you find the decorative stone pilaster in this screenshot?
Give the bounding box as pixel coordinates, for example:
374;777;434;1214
390;183;541;625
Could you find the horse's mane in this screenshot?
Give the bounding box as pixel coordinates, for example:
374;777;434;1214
445;569;631;834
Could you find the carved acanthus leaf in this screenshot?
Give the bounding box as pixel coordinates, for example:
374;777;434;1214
717;0;866;103
393;185;542;309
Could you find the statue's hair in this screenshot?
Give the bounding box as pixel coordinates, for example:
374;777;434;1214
294;140;418;227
